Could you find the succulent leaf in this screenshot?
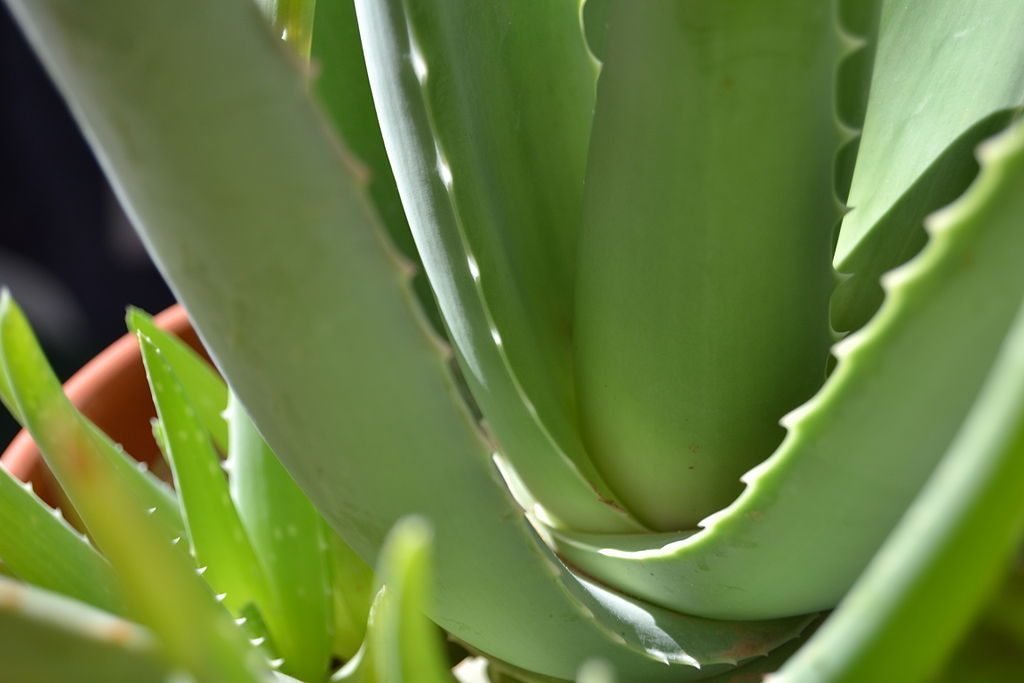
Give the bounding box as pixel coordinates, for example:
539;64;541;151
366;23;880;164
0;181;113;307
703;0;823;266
549;114;1024;620
574;0;840;530
831;110;1017;333
140;334;272;617
0;0;719;677
834;0;1024;270
6;0;1022;680
778;130;1024;680
311;0;413;261
311;0;446;336
355;0;641;533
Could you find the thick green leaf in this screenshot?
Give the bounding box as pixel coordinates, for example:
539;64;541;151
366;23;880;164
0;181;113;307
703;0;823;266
357;0;640;532
0;463;119;614
0;296;266;682
333;518;454;683
778;219;1024;681
227;392;333;680
834;0;1024;269
574;0;840;529
140;335;271;616
0;576;167;683
311;0;412;259
833;1;1024;333
550;118;1024;620
3;0;810;677
127;308;229;453
311;0;446;335
549;550;810;672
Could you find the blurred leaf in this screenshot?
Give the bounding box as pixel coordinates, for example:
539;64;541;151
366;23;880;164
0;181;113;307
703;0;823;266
0;576;167;683
333;517;454;683
255;0;318;59
0;463;119;614
0;295;266;683
0;294;184;548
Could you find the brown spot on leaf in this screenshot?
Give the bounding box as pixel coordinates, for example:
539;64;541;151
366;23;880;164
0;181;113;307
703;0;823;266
102;621;137;646
716;632;772;662
0;586;25;611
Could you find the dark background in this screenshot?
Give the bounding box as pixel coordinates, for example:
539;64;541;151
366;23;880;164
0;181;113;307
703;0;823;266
0;5;174;444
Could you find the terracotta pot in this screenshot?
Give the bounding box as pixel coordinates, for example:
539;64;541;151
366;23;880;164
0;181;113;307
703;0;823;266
0;304;204;502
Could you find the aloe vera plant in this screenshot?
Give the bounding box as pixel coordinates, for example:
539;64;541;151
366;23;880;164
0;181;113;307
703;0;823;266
2;0;1024;681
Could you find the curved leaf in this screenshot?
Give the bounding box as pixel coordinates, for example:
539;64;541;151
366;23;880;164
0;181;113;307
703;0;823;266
2;0;814;677
550;118;1024;621
140;335;271;617
357;0;639;532
778;205;1024;681
311;0;411;260
311;0;447;338
834;0;1024;269
831;111;1016;333
574;0;840;529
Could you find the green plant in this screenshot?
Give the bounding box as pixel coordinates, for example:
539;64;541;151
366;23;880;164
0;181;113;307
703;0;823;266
2;0;1024;681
